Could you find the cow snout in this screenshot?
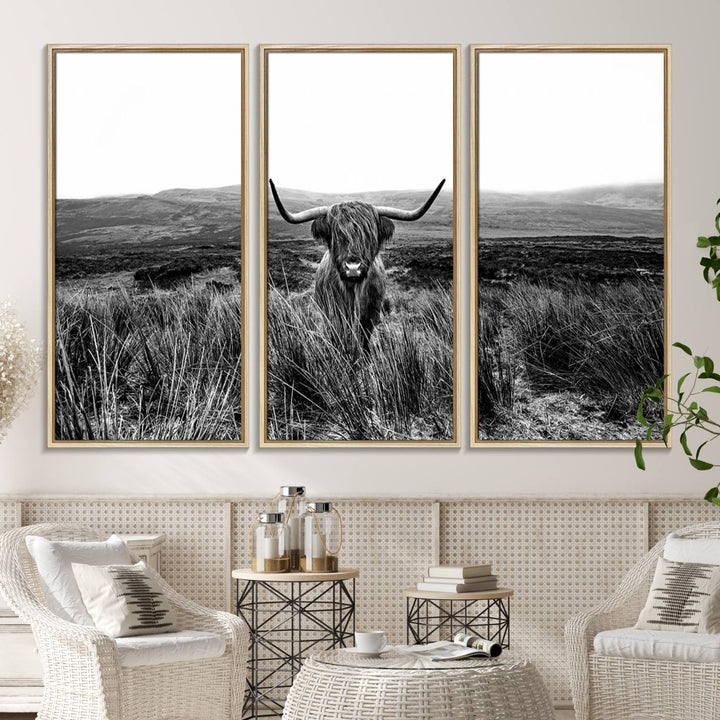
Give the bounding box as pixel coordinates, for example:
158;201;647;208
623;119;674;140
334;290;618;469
343;261;364;280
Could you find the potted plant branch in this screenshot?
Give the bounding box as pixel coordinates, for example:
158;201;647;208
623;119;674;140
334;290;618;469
635;198;720;507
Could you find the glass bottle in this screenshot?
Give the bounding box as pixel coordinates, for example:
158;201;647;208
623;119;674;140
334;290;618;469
276;486;306;572
251;512;289;573
301;501;342;573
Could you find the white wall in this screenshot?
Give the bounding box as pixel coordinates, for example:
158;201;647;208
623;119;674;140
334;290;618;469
0;0;719;498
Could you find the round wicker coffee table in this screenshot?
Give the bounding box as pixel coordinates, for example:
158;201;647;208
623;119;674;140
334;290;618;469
282;647;554;720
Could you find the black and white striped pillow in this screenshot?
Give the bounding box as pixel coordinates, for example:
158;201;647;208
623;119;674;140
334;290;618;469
635;557;720;633
72;560;178;638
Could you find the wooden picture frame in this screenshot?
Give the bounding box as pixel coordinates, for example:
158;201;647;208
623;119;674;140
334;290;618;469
48;45;249;447
470;45;671;447
260;45;461;447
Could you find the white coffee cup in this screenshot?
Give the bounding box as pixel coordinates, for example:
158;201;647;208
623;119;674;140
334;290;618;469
354;630;387;654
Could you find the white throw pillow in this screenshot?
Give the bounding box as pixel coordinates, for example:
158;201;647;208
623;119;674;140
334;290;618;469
664;532;720;565
72;561;178;638
25;534;133;625
635;557;720;633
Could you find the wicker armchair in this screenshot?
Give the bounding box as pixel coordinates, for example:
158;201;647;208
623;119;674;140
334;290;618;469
565;521;720;720
0;523;248;720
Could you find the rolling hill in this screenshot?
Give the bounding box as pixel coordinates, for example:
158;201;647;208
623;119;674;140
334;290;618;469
479;183;664;238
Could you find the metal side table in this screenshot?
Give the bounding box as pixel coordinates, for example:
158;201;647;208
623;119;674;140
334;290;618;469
404;587;513;647
234;568;359;719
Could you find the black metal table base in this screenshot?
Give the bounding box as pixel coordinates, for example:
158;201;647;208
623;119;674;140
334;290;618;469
236;578;356;719
406;596;510;648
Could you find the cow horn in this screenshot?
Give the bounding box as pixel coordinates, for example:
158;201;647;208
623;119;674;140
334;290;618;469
269;179;328;224
376;179;446;221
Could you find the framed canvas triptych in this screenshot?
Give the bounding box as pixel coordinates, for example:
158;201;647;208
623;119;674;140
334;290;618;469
260;45;461;447
48;45;248;446
471;45;670;446
46;44;670;449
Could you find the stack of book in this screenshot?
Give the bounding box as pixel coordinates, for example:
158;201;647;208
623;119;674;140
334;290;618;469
416;564;498;593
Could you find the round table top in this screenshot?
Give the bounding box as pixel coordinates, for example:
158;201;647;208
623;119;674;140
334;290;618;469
232;568;359;582
403;587;513;600
311;646;523;672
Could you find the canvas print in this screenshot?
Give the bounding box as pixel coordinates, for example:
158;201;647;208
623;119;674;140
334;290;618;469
262;47;458;445
473;48;669;444
49;47;247;445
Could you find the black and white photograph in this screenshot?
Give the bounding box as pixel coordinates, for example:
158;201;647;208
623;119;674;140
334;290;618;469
261;47;459;445
49;47;248;445
472;47;669;444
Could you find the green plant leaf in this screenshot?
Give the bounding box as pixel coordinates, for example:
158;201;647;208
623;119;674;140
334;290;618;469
673;342;693;356
690;458;715;471
699;236;711;248
699;372;720;381
680;430;692;456
696;440;710;459
705;357;716;374
662;414;673;446
702;386;720;393
708;496;720;508
637;402;648;427
677;371;691;401
694;355;706;369
705;486;719;501
634;439;646;471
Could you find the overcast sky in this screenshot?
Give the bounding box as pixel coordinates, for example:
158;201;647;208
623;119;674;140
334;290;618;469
268;52;454;194
478;52;665;193
56;52;243;199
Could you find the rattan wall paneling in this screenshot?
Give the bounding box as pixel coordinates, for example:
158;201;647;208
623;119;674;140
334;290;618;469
439;500;646;704
648;500;720;544
22;500;228;610
339;500;434;644
0;501;19;531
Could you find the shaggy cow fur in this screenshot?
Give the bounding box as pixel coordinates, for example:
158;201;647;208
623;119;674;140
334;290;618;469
311;202;394;351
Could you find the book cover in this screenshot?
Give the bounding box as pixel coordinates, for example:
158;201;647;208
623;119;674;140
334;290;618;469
422;574;497;585
416;580;498;593
427;564;491;579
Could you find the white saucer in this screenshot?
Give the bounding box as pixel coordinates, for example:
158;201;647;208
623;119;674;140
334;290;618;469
343;647;390;658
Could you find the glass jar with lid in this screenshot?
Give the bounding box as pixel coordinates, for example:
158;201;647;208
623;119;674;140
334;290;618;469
301;501;343;573
251;512;290;573
276;486;306;571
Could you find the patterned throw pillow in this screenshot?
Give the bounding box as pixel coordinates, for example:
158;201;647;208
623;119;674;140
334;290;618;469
635;557;720;633
71;561;178;638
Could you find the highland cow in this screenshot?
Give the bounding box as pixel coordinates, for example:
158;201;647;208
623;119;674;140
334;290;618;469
269;179;445;351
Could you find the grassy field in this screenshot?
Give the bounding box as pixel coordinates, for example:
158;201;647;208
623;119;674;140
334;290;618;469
54;186;244;441
479;278;664;441
267;285;454;441
55;283;243;441
477;183;665;441
266;187;455;441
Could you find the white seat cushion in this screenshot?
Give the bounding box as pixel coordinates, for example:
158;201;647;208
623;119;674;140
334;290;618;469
595;627;720;663
115;630;226;668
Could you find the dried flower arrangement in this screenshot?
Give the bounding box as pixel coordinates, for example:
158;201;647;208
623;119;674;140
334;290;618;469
0;302;41;442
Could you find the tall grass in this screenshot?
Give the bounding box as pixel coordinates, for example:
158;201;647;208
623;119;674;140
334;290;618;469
478;278;664;435
267;285;454;441
55;284;242;441
478;309;515;428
